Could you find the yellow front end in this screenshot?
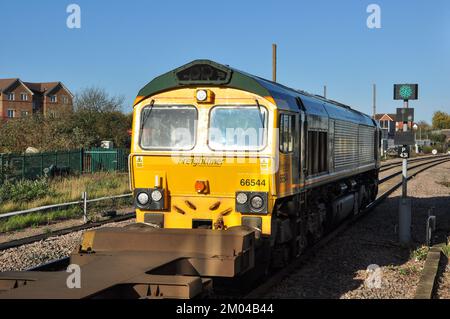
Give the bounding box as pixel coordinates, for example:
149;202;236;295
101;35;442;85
130;87;278;236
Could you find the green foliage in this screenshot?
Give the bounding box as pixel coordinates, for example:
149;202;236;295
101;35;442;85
422;144;447;154
411;246;429;262
429;133;447;143
0;177;53;202
432;111;450;130
0;87;132;154
442;245;450;258
85;173;123;194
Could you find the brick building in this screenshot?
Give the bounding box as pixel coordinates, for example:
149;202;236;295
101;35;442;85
0;78;73;119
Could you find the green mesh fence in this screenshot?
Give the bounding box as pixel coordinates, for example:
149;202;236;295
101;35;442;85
0;148;129;182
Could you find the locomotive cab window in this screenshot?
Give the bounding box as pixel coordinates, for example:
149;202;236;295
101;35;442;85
279;114;295;153
140;105;197;150
307;130;328;175
208;105;267;151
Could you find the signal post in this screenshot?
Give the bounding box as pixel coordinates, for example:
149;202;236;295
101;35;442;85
394;84;418;245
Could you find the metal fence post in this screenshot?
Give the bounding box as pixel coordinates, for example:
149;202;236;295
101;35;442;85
82;191;88;223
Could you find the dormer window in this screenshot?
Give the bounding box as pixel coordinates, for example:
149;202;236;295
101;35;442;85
50;95;57;103
21;93;28;101
7;93;15;101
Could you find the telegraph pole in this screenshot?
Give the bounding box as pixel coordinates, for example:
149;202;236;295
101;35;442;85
373;84;376;119
272;44;277;82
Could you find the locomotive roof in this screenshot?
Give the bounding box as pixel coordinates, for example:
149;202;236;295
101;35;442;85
136;59;375;126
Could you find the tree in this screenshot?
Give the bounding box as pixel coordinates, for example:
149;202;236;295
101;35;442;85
0;86;132;153
416;120;431;131
432;111;450;130
74;87;125;113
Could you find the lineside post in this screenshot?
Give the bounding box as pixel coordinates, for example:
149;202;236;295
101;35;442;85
82;192;88;223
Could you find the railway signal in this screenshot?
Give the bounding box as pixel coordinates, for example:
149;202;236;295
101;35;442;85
394;84;418;100
394;83;418;245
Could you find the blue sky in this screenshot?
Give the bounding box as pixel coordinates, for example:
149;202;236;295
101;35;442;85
1;0;449;122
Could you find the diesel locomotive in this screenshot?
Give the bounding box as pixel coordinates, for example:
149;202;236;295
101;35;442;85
0;60;381;299
130;59;381;264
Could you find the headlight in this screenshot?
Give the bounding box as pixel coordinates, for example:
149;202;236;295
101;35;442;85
151;189;163;202
137;192;150;206
250;195;264;210
196;90;207;102
236;193;248;205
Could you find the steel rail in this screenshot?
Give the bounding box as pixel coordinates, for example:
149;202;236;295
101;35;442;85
245;157;450;299
379;154;449;172
0;211;136;252
379;156;450;183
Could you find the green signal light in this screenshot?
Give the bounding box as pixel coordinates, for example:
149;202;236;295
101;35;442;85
399;85;413;99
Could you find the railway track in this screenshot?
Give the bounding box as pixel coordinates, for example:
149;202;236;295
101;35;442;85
379;154;449;172
245;156;450;299
5;157;445;254
379;156;450;183
2;156;449;297
0;211;136;252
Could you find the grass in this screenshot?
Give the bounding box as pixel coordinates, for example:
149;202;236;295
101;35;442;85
442;245;450;258
0;207;81;233
0;172;130;214
0;172;131;232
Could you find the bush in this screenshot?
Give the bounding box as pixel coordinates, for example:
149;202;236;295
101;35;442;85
411;246;429;262
0;177;53;202
422;146;433;154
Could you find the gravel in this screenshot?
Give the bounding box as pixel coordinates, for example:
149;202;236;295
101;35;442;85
0;220;134;272
435;238;450;299
264;160;450;299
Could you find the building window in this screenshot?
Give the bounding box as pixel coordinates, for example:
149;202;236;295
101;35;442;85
7;93;15;101
20;93;28;101
7;109;15;118
50;95;57;103
307;130;328;176
279;114;295;153
62;95;69;104
21;111;29;117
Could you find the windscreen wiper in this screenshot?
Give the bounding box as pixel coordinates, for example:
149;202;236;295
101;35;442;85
139;100;155;145
255;100;265;129
140;100;155;130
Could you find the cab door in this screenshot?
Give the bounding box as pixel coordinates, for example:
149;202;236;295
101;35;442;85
278;112;299;196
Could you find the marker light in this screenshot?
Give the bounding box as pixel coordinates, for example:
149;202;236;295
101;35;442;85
137;192;150;206
250;195;264;210
236;193;248;205
151;189;163;202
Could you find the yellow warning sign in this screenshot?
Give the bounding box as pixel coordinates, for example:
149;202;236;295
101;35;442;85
136;156;144;168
